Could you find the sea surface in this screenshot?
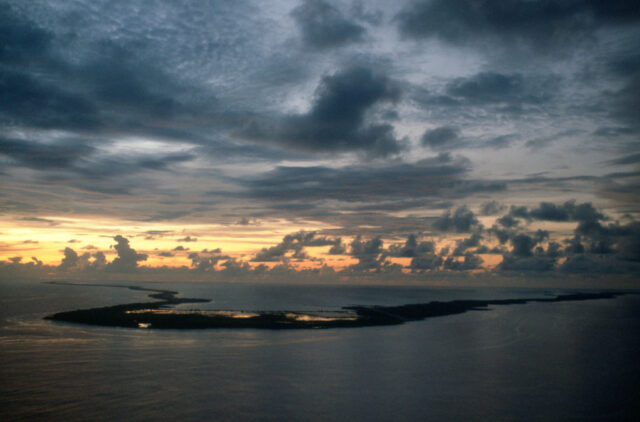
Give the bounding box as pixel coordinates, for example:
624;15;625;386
1;279;639;421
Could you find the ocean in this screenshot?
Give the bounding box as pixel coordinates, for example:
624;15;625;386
1;279;639;421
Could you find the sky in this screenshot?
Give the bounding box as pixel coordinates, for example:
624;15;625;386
1;0;639;286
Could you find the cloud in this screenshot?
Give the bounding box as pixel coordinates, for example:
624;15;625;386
0;68;100;131
480;200;506;216
432;206;479;232
291;0;365;50
0;137;95;170
525;129;581;150
451;233;483;256
0;4;52;65
241;153;503;206
573;220;640;262
500;255;556;272
606;54;640;128
387;234;435;258
386;234;443;272
445;72;554;105
421;126;460;149
348;236;391;271
409;254;443;272
235;66;403;157
59;247;79;270
496;214;519;228
19;217;58;225
607;152;640;166
443;253;483;271
177;236;197;242
188;251;224;272
507;200;605;222
235;217;257;225
253;231;339;262
107;235;147;272
396;0;640;54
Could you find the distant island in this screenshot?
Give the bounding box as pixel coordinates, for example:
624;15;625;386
44;282;623;330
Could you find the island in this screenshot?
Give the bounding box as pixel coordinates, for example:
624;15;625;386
43;282;624;330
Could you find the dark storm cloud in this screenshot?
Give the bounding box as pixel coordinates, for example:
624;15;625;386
525;130;581;150
420;126;517;151
0;68;100;130
421;126;460;149
507;201;605;222
593;127;635;138
445;72;554;105
0;5;189;133
235;66;403;157
242;154;504;203
0;4;51;64
291;0;365;50
0;137;191;178
0;2;224;151
605;53;640;128
396;0;640;53
0;137;94;169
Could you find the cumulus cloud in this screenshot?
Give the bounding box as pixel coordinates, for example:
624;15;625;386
107;235;147;272
348;236;390;271
59;247;79;270
432;206;479;232
480;200;506;216
443;253;483;271
253;231;340;262
451;233;483;256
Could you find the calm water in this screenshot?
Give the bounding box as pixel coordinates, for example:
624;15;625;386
1;279;639;421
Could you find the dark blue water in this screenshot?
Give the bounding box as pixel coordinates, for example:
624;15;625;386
1;279;639;421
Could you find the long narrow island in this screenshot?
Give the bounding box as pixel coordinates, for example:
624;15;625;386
44;282;624;330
